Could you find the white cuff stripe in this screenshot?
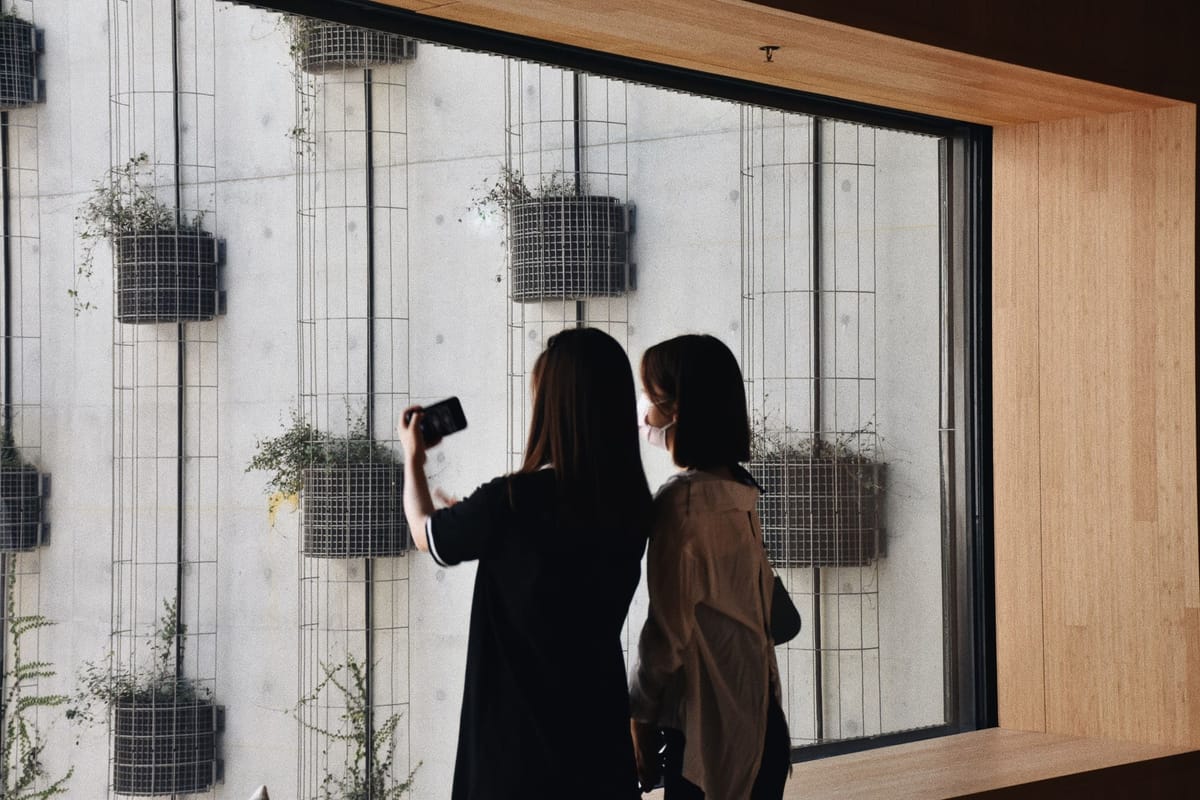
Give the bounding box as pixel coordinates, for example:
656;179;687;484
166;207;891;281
426;517;449;567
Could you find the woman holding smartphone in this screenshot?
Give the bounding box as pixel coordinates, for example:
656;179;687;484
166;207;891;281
630;334;790;800
399;327;651;800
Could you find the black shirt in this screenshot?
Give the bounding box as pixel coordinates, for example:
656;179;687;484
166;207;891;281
428;469;646;800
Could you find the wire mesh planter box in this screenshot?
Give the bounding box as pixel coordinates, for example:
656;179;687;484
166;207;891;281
750;458;884;568
508;196;632;302
114;230;220;324
112;697;221;797
301;464;407;558
0;17;41;109
0;466;45;551
294;21;416;74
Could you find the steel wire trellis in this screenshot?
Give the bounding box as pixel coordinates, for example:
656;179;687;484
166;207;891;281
0;0;54;794
109;0;222;795
292;17;415;800
502;59;635;662
741;108;884;747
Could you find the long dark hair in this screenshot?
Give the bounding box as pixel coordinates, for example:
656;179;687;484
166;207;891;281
641;334;750;469
522;327;652;527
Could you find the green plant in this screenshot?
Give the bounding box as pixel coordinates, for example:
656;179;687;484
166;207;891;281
282;14;320;61
246;408;400;499
1;574;73;798
297;654;418;800
465;164;581;222
0;1;28;23
68;597;207;727
70;153;206;315
0;425;30;470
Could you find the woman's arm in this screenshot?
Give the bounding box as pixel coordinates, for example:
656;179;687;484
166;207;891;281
398;405;433;552
630;502;699;722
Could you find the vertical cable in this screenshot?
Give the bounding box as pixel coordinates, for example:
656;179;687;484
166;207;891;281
0;108;10;788
362;65;377;797
1;110;10;436
810;118;824;742
571;71;584;327
170;0;185;686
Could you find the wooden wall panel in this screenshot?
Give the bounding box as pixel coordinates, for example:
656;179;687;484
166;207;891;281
991;122;1046;733
1035;106;1199;747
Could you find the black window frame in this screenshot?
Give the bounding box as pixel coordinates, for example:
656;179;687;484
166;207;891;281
242;0;996;760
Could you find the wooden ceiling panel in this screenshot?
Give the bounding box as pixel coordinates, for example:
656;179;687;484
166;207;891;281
371;0;1174;124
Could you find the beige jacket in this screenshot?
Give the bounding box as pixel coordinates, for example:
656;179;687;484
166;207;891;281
630;470;782;800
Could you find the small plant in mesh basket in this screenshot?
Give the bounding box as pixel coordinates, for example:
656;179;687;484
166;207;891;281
296;653;419;800
468;165;633;302
73;153;219;322
748;421;885;568
0;4;41;111
466;165;579;221
1;578;73;798
247;408;407;557
69;598;205;718
0;424;45;553
68;598;220;796
284;15;415;75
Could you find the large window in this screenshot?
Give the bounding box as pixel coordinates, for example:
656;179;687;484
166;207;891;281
11;2;989;797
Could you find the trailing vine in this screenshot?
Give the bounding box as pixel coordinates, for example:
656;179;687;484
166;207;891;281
296;654;418;800
1;571;72;798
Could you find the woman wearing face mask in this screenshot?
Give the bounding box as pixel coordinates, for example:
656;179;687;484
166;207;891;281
399;327;652;800
630;334;790;800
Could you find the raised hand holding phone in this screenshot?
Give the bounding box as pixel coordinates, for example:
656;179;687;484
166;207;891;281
401;396;468;450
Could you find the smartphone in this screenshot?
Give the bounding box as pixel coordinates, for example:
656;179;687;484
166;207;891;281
408;397;468;445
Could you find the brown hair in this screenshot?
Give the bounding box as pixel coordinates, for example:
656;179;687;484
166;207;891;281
522;327;651;526
641;334;750;469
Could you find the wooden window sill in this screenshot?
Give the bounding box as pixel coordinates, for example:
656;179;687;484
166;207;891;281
643;728;1200;799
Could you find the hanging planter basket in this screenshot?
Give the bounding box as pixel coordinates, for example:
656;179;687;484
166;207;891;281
750;457;884;568
294;21;416;74
112;696;222;797
114;229;221;324
0;465;46;551
301;464;407;558
0;16;43;110
509;196;633;303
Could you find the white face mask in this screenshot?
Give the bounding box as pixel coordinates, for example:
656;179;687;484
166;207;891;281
638;396;676;451
642;419;676;450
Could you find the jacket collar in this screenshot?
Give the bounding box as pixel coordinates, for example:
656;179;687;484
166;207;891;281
665;467;760;513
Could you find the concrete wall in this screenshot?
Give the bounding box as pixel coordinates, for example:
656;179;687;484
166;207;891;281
7;2;940;797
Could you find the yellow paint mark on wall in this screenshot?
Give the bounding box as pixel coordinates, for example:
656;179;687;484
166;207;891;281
267;492;299;528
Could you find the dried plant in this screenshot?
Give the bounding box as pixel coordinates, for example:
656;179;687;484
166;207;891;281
465;164;581;222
